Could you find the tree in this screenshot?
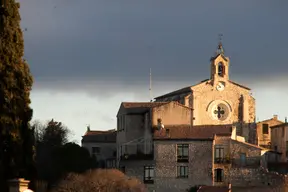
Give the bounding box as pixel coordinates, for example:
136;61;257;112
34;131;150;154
51;169;147;192
0;0;34;191
32;119;71;184
52;142;97;182
39;119;71;147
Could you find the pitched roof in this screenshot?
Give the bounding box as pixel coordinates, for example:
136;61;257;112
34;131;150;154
83;129;115;136
210;53;229;62
154;79;209;99
154;124;232;140
232;139;267;150
197;186;230;192
270;123;288;129
154;78;251;100
228;80;250;90
122;102;168;108
82;130;116;143
257;116;284;124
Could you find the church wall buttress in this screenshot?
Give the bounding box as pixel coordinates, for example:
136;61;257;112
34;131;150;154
242;95;249;123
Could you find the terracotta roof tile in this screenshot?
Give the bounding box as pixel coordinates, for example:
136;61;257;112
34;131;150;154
270;123;288;129
122;102;168;108
197;186;229;192
154;124;232;140
84;129;115;136
82;130;116;143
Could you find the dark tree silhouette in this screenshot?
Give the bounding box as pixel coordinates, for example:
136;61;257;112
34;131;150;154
0;0;34;191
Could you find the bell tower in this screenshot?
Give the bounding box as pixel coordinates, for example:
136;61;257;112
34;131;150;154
210;34;230;83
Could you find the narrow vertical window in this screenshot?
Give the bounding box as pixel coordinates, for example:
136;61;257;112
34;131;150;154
218;62;224;77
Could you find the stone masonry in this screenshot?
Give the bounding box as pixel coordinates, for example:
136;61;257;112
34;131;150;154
153;140;213;192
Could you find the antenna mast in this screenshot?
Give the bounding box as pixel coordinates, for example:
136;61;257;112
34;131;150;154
149;68;152;102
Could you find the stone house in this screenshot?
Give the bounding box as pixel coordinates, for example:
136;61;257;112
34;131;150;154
81;127;117;168
256;115;283;148
116;101;193;166
119;122;284;192
270;122;288;162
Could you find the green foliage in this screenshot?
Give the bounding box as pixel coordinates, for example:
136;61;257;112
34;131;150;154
0;0;34;191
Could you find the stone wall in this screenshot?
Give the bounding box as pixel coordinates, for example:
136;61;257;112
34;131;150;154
152;102;192;127
230;167;288;188
257;117;282;148
119;160;155;192
154;140;213;192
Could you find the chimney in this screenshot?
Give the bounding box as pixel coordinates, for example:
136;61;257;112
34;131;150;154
228;183;232;192
273;115;278;120
285;117;287;123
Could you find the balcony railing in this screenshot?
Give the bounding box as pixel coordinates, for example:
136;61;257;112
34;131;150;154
231;157;261;168
120;152;154;161
214;157;231;164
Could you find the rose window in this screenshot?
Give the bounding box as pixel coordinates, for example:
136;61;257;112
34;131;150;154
212;103;229;121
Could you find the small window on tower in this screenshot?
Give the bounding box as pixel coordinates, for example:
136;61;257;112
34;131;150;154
218;62;224;77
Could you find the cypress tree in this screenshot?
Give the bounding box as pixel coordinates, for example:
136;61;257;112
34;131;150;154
0;0;35;191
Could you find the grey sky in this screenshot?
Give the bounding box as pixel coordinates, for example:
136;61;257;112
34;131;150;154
19;0;288;142
20;0;288;94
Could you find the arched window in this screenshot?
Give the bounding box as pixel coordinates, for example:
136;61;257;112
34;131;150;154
218;62;225;77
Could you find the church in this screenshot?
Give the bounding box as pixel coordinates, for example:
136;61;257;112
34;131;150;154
154;41;256;142
115;40;285;192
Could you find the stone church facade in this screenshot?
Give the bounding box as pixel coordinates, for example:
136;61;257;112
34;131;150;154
154;42;256;142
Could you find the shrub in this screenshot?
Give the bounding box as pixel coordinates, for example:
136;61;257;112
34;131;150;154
50;169;147;192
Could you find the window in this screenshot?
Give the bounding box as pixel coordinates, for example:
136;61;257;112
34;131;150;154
92;147;100;156
262;124;269;134
218;62;224;77
282;127;285;137
214;168;224;182
144;166;154;184
177;166;188;178
274;145;278;151
215;146;224;162
177;144;189;162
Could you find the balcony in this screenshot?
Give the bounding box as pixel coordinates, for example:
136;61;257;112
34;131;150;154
214;157;231;164
231;157;261;168
120;152;154;161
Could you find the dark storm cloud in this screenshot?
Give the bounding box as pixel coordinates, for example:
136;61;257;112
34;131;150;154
20;0;288;92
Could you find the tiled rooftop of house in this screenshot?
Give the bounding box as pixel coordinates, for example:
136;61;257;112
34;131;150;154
153;124;232;140
82;129;116;143
83;129;116;136
122;102;168;108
